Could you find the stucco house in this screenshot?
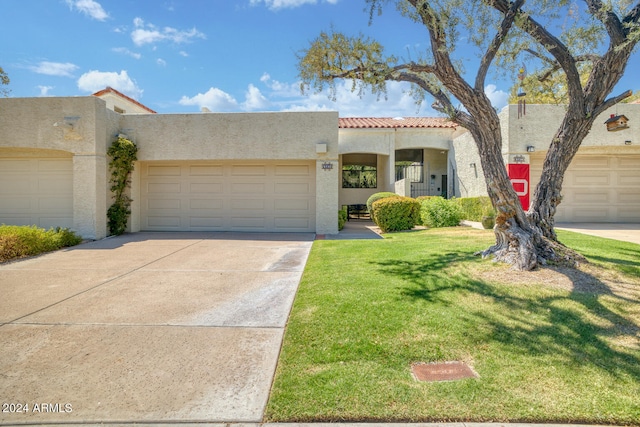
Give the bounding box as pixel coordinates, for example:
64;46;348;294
0;90;638;240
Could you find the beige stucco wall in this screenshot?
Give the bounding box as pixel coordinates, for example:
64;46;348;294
0;97;109;239
122;112;338;161
450;130;487;198
504;103;640;155
1;98;340;237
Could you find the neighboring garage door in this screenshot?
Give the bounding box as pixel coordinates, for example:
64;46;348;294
140;161;316;232
0;157;74;229
530;154;640;222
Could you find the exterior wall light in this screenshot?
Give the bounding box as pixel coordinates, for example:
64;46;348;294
526;146;535;152
625;140;632;145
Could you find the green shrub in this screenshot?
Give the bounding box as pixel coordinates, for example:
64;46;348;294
366;192;398;215
0;225;82;263
453;196;493;221
420;197;463;228
371;196;421;233
338;208;347;231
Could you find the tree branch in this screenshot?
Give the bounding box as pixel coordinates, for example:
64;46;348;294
584;0;626;44
476;0;525;91
592;89;633;117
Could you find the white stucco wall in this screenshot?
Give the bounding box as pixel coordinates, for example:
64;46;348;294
450;130;487;198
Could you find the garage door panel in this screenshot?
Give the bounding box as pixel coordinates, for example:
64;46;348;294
189;165;223;176
275;182;310;194
618;172;640;186
275;199;310;210
232;217;266;228
275;217;310;229
190;182;224;193
574;191;610;204
141;162;315;232
190;199;223;209
232;165;266;176
232;199;266;210
148;165;181;176
570;172;610;186
232;182;266;193
148;199;181;210
147;216;181;228
1;180;32;193
0;158;73;229
190;217;224;228
618;191;640;204
276;164;311;175
531;154;639;222
148;182;181;193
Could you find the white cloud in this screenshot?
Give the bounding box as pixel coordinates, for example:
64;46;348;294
131;17;205;46
37;86;54;97
29;61;78;77
284;79;434;117
157;58;167;67
112;47;142;59
65;0;109;21
250;0;338;10
77;70;143;99
485;84;509;110
179;51;189;57
179;87;239;111
242;84;270;110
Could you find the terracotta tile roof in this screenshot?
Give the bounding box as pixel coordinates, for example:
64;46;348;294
339;117;457;129
92;86;157;114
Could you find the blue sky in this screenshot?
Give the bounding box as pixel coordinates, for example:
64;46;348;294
2;0;638;116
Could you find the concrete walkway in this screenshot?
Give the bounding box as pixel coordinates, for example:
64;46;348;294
556;222;640;245
0;232;313;425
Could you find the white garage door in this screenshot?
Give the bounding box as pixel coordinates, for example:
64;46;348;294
531;155;640;222
0;158;74;229
140;161;316;232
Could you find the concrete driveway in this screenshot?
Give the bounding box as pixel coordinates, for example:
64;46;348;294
0;232;313;425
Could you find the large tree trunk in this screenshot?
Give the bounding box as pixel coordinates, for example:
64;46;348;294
466;108;542;270
527;110;596;241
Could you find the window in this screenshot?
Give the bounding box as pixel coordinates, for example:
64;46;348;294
342;153;377;188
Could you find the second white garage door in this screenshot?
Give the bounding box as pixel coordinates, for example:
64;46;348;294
530;154;640;222
0;157;74;229
140;161;316;232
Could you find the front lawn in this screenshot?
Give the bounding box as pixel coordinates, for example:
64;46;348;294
265;227;640;424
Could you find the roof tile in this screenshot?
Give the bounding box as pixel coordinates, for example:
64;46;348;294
339;117;457;129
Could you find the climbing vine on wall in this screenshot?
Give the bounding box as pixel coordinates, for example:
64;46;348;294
107;136;138;235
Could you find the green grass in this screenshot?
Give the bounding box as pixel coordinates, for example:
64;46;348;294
266;227;640;424
0;224;83;262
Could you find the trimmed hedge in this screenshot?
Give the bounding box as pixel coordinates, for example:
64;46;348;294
453;196;494;221
420;196;463;228
366;192;398;215
0;225;82;263
338;207;347;231
371;196;421;233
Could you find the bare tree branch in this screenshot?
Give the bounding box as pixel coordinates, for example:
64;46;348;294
476;0;525;91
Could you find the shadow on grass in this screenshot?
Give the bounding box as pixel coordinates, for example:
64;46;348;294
373;252;640;380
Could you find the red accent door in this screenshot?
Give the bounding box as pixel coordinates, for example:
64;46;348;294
508;164;530;210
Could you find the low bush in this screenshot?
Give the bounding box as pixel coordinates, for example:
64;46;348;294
454;196;493;221
0;225;83;263
338;207;347;231
371;196;421;233
420;196;463;228
366;192;397;215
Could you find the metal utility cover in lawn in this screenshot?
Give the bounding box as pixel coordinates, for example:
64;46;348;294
411;361;479;382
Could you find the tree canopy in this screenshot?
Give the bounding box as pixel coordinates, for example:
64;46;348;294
299;0;640;270
0;66;9;97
